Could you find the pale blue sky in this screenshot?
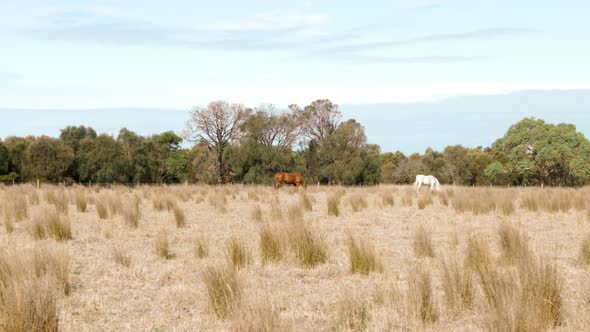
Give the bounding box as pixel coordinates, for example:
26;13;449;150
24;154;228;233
1;1;589;152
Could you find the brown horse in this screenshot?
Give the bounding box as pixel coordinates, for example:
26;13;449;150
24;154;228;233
274;172;306;190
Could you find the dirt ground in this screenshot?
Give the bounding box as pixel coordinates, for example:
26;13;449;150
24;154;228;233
1;184;589;331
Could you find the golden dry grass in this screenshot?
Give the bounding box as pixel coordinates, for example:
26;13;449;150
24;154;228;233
227;236;251;270
581;234;590;266
336;290;371;330
202;264;242;319
0;244;69;331
259;224;284;265
346;233;383;275
413;225;435;258
193;235;210;259
0;184;588;330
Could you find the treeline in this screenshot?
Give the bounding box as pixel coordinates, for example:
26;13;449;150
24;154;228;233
1;99;589;186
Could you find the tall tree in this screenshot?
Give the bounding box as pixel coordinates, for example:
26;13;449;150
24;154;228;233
491;117;590;185
60;125;97;180
240;105;304;149
23;136;74;181
78;135;128;183
3;136;32;178
183;101;247;183
0;141;9;175
291;99;341;144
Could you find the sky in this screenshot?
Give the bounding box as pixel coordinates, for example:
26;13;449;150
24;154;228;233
1;0;589;153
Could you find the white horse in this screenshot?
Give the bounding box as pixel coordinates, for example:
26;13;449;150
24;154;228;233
415;175;441;192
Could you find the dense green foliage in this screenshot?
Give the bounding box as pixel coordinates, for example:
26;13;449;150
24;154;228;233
1;101;589;186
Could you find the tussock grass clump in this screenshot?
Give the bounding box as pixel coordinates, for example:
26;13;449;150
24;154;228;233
299;192;313;211
580;235;590;266
464;235;493;271
45;189;69;214
497;196;515;216
232;298;291;332
439;192;449;206
521;193;539;212
227;237;251;270
327;193;341;216
498;222;532;264
32;245;71;295
401;192;413;207
107;193;123;216
4;217;14;234
413;226;435;258
288;222;329;268
0;245;70;331
209;191;228;213
417;194;433;210
286;204;303;223
517;257;563;329
346;234;383;275
0;276;60;332
193;235;209;259
6;194;28;222
259;224;284;265
440;256;474;312
155;230;172;259
28;206;72;241
348;194;368;212
407;266;439;324
172;205;186;228
122;197;141;228
478;257;563;331
336;291;371;331
75;194;88;212
251;204;263;222
95;194;109;219
269;197;283;221
112;247;131;267
202;264;242;319
379;191;394;207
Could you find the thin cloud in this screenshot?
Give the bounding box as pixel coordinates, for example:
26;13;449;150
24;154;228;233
27;10;529;64
0;72;23;81
313;28;534;55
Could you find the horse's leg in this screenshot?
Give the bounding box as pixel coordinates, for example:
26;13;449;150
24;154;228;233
416;181;422;192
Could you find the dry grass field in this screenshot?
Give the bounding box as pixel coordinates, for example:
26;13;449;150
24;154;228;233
1;184;590;331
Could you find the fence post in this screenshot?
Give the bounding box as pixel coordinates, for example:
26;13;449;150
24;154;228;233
317;181;320;190
37;179;40;189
